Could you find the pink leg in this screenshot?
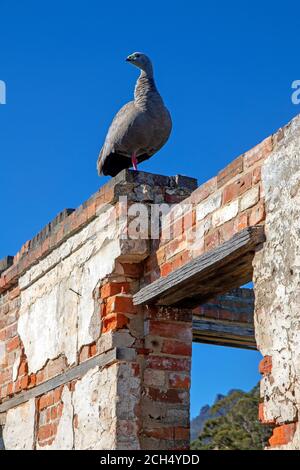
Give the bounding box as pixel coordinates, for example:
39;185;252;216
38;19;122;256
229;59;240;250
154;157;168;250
131;152;138;171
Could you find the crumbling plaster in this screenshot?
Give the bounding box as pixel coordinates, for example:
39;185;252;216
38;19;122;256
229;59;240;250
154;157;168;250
17;206;123;373
2;398;35;450
253;115;300;427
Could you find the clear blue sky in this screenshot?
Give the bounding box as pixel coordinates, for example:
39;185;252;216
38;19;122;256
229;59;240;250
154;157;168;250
1;1;299;417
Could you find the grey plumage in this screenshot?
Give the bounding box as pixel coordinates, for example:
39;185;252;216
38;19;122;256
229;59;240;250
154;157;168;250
97;52;172;177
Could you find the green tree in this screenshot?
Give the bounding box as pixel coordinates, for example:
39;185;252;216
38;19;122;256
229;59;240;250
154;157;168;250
191;385;273;450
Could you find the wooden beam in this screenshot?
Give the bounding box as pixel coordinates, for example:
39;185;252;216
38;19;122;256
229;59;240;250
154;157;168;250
0;348;122;413
133;226;264;308
192;318;256;350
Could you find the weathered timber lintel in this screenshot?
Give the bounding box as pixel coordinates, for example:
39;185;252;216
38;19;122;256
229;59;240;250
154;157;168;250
0;347;135;414
133;226;265;308
192;318;256;350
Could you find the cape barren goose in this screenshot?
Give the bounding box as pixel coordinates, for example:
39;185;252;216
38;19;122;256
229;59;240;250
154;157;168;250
97;52;172;177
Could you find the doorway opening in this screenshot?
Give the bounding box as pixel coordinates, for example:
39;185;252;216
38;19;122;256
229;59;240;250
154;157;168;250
190;286;271;450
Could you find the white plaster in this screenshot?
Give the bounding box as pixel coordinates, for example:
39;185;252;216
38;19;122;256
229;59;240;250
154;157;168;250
12;350;21;382
212;200;239;227
73;365;117;450
253;115;300;435
3;399;35;450
196;192;222;221
0;342;5;366
240;187;259;211
18;207;122;374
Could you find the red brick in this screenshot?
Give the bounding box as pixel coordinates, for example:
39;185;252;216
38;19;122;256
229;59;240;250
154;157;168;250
89;343;97;357
180;250;192;266
217;156;244;188
269;423;296;447
183;210;196;231
6;382;13;396
161;262;172;277
6;336;20;352
14;379;22;393
20;375;29;389
73;414;79;429
175;252;188;269
101;282;130;299
252;166;261;184
149;321;192;342
9;286;20;300
144;427;174;439
222;173;252;204
68;380;77;392
173;219;184;238
18;358;28;376
106;295;136;314
51;406;57;420
244;136;273;169
39;392;54;410
155;248;166;266
235;213;248;231
132;363;140;376
79;345;90;362
165;239;182;261
175;427;190;440
147;387;183;403
0;329;6;341
136;347;151;356
204;230;219;251
161;340;192;357
54;385;64;403
102;313;128;333
249;201;265;225
259;355;272;375
219;221;235;244
38;424;56;442
6;323;18;338
169;373;190;389
147;356;191;372
46;408;51;422
0;369;10;385
36;370;45;385
28;373;36;388
191;177;217;204
165;193;186;204
120;263;142;278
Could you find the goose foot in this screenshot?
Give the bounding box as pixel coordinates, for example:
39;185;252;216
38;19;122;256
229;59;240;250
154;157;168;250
132;153;138;171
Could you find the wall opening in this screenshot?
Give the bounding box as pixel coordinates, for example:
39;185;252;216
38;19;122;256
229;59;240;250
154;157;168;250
190;285;273;450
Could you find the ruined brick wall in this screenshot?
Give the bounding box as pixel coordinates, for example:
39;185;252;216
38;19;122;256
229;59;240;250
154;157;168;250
1;114;300;450
253;114;300;449
144;133;270;283
0;172;196;450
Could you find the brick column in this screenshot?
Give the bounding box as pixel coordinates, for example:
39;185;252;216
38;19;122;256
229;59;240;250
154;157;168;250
99;264;193;450
141;305;192;449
